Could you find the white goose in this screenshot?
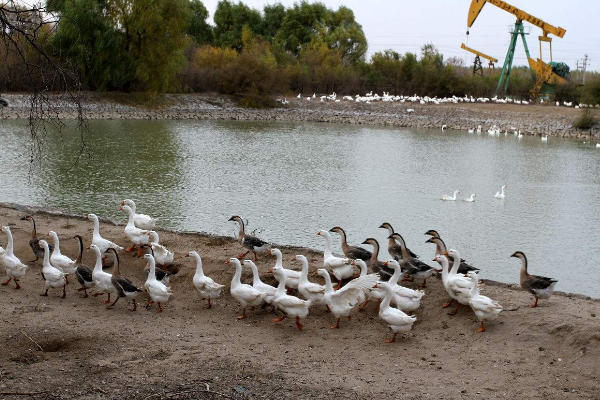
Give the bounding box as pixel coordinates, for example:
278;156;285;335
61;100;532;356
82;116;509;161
464;194;476;202
188;251;224;309
355;259;385;310
121;205;150;257
268;248;300;289
1;226;28;289
442;190;460;201
317;230;355;288
466;271;502;332
384;260;424;314
228;258;265;319
494;185;507;199
144;254;173;313
317;268;378;329
271;267;312;331
87;213;122;254
39;239;67;298
90;244;116;304
437;251;475;314
120;199;157;230
377;282;417;343
49;231;77;278
243;259;277;305
296;255;326;307
148;231;174;266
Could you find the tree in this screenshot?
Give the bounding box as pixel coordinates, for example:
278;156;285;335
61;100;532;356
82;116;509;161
275;1;328;55
213;0;261;51
322;6;366;64
188;0;212;45
259;3;285;43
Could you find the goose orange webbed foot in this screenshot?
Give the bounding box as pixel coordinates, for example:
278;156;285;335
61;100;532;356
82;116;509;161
295;316;304;331
1;278;11;286
384;333;397;343
272;315;286;323
330;318;341;329
476;322;486;333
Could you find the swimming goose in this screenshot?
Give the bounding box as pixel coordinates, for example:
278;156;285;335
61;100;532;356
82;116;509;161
90;244;116;304
268;248;300;289
20;215;52;262
379;223;419;260
424;233;479;275
120;199;157;230
188;250;225;309
121;205;150;257
87;213;123;257
541;134;548;142
388;233;435;287
468;128;474;134
329;227;372;261
511;251;557;308
494;185;507;199
466;271;502;332
361;238;394;281
317;230;355;288
317;268;378;329
440;250;475;314
49;231;77;280
227;258;266;319
144;254;173;313
1;226;28;289
464;194;476;202
244;259;277;305
73;235;94;297
296;255;326;307
148;231;174;266
229;216;270;261
39;239;67;298
107;248;143;311
376;282;417;343
271;267;312;330
442;190;460;201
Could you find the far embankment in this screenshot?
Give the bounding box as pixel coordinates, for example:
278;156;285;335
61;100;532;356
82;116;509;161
1;92;599;138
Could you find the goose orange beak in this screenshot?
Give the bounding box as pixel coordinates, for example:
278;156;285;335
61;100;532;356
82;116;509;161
184;254;189;258
119;206;124;211
316;232;321;236
383;261;389;266
224;260;230;265
442;251;449;256
120;201;125;206
432;258;437;262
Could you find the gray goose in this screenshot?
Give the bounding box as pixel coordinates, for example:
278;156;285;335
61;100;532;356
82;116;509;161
229;215;270;261
329;227;371;261
73;235;94;297
106;248;143;311
379;222;419;260
388;233;435;287
511;251;557;308
361;238;394;281
424;231;480;275
20;215;53;262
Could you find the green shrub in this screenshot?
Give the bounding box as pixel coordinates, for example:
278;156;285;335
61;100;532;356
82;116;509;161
573;109;597;130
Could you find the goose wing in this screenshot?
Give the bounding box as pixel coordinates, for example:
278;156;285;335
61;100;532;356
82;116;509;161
526;275;557;290
345;246;372;261
243;235;268;250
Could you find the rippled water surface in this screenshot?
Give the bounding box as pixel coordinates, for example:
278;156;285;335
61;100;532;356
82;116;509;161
1;119;599;297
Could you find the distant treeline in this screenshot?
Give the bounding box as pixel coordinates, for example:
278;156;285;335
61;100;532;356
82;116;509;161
1;0;599;104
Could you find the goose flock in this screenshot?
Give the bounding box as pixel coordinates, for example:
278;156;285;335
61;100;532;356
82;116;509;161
0;200;559;343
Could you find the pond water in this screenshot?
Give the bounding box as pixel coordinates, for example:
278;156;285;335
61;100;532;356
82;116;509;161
1;119;599;297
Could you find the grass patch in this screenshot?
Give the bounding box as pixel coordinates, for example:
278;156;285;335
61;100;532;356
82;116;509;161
573;109;597;130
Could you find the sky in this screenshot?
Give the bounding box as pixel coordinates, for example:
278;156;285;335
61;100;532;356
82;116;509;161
201;0;600;72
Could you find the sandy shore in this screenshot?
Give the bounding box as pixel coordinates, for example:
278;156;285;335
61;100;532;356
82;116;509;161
0;203;598;399
1;92;599;139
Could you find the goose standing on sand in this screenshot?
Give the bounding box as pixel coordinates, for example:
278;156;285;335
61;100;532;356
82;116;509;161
440;250;475;315
107;248;143;311
425;232;479;275
87;213;122;258
227;258;266;319
268;248;300;290
355;259;385;310
442;190;460;201
90;244;116;304
1;226;28;289
73;235;94;297
120;199;157;230
20;215;52;261
466;271;502;332
317;230;355;288
39;240;67;298
361;238;394;281
142;245;171;284
148;231;174;266
144;254;173;312
329;227;372;261
511;251;557;308
382;260;424;314
296;255;326;307
389;233;435;287
188;251;225;309
121;205;150;257
271;267;312;331
229;216;270;261
49;231;77;280
379;223;419;260
494;185;507;199
244;260;277;305
376;282;417;343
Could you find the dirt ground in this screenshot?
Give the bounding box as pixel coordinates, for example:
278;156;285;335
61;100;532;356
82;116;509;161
0;205;598;399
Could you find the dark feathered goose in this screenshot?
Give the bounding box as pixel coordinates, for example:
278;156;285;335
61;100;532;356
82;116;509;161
229;215;270;261
424;232;480;275
388;233;435;287
73;235;94;297
361;238;394;281
511;251;557;308
379;222;419;260
21;215;53;262
107;248;143;311
329;227;371;261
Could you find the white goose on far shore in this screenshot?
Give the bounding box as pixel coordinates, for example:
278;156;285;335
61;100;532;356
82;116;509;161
495;185;507;199
442;190;460;201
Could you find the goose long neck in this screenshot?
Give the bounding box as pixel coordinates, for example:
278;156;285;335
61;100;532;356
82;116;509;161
249;263;261;286
273;251;282;268
388;263;403;285
75;237;83;263
92;217;100;237
384;225;394;236
369;241;379;263
519;256;529;281
299;259;309;282
501;186;505;196
380;285;393;309
237;219;245;237
125;207;135;226
434;238;447;256
469;274;479;298
42;244;51;268
440;257;449;283
193;254;205;278
449;251;461;275
394;234;410;260
337;230;349;252
29;218;37;240
322;273;334;294
148;258;157;281
357;261;367;277
275;272;287;295
232;261;242;286
322;233;333;257
93;248;103;272
51;234;61;255
111;251;121;276
5;229;14;255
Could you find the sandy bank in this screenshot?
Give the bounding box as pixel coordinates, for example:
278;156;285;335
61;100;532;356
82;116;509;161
1;92;599;139
0;203;598;399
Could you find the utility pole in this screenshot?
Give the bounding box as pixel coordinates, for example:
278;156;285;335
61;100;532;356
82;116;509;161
576;54;589;84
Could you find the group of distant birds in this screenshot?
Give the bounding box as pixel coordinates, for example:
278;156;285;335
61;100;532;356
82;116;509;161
0;198;560;342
